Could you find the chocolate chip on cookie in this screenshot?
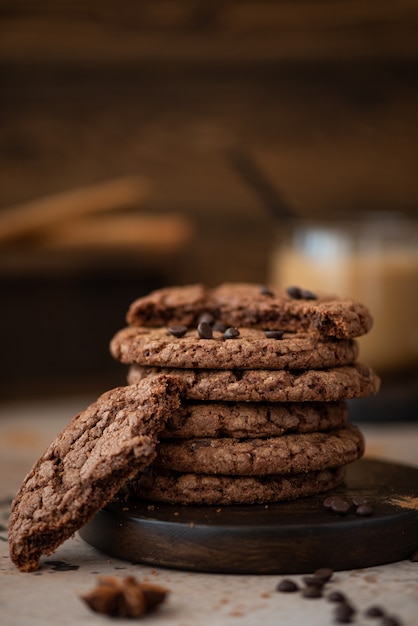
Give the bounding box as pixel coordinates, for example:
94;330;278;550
126;282;373;339
110;327;359;371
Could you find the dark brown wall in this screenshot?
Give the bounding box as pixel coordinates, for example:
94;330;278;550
1;1;417;397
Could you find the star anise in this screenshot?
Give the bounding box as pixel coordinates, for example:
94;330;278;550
81;575;168;618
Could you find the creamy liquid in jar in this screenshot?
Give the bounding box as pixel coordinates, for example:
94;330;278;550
269;216;418;374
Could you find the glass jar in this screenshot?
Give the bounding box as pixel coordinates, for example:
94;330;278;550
269;213;418;374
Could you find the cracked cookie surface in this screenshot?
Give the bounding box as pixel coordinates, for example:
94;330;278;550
161;400;348;439
152;424;364;476
8;376;183;572
128;364;380;402
126;282;373;339
126;466;346;505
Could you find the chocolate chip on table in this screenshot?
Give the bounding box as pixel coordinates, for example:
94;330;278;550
224;327;240;339
331;497;351;515
303;576;326;588
213;321;228;333
356;503;373;517
410;550;418;562
302;585;322;598
265;330;284;340
314;567;334;582
323;495;352;514
197;321;213;339
334;602;356;623
167;325;188;338
328;591;347;603
323;495;339;509
276;579;299;592
365;605;385;617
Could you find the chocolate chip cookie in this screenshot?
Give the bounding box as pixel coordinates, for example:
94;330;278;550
110;326;358;370
126;282;373;339
152;424;364;476
126;466;346;505
127;364;380;402
161;400;347;439
8;376;183;572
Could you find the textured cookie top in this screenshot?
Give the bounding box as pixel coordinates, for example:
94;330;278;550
110;326;358;370
126;283;373;339
128;364;380;403
8;376;183;572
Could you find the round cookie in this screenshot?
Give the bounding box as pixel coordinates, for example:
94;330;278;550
111;326;358;370
152;424;364;476
161;401;348;439
127;364;380;403
8;376;183;572
125;466;346;505
126;282;373;339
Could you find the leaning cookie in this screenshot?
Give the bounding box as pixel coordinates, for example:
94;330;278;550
161;401;348;439
125;467;346;505
8;376;183;572
110;326;358;370
128;364;380;403
126;282;373;339
153;424;364;476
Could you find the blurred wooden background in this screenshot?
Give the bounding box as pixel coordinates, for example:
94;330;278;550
1;1;417;397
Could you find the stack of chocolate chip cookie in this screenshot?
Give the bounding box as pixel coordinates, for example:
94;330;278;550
110;283;380;506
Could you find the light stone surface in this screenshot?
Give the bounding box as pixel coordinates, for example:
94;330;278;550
1;396;417;626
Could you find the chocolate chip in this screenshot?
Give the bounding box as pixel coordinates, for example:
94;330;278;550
352;495;368;507
286;286;317;300
276;579;298;592
213;321;228;333
167;325;188;338
198;312;215;326
314;567;334;581
303;576;326;588
300;289;317;300
365;605;385;617
302;585;322;598
197;321;213;339
323;495;351;514
329;497;351;515
334;603;355;623
356;503;373;517
323;495;339;509
260;285;274;297
286;286;303;299
265;330;284;340
224;327;240;339
328;591;347;603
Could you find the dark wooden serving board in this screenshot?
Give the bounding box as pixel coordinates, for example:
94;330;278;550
79;459;418;574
